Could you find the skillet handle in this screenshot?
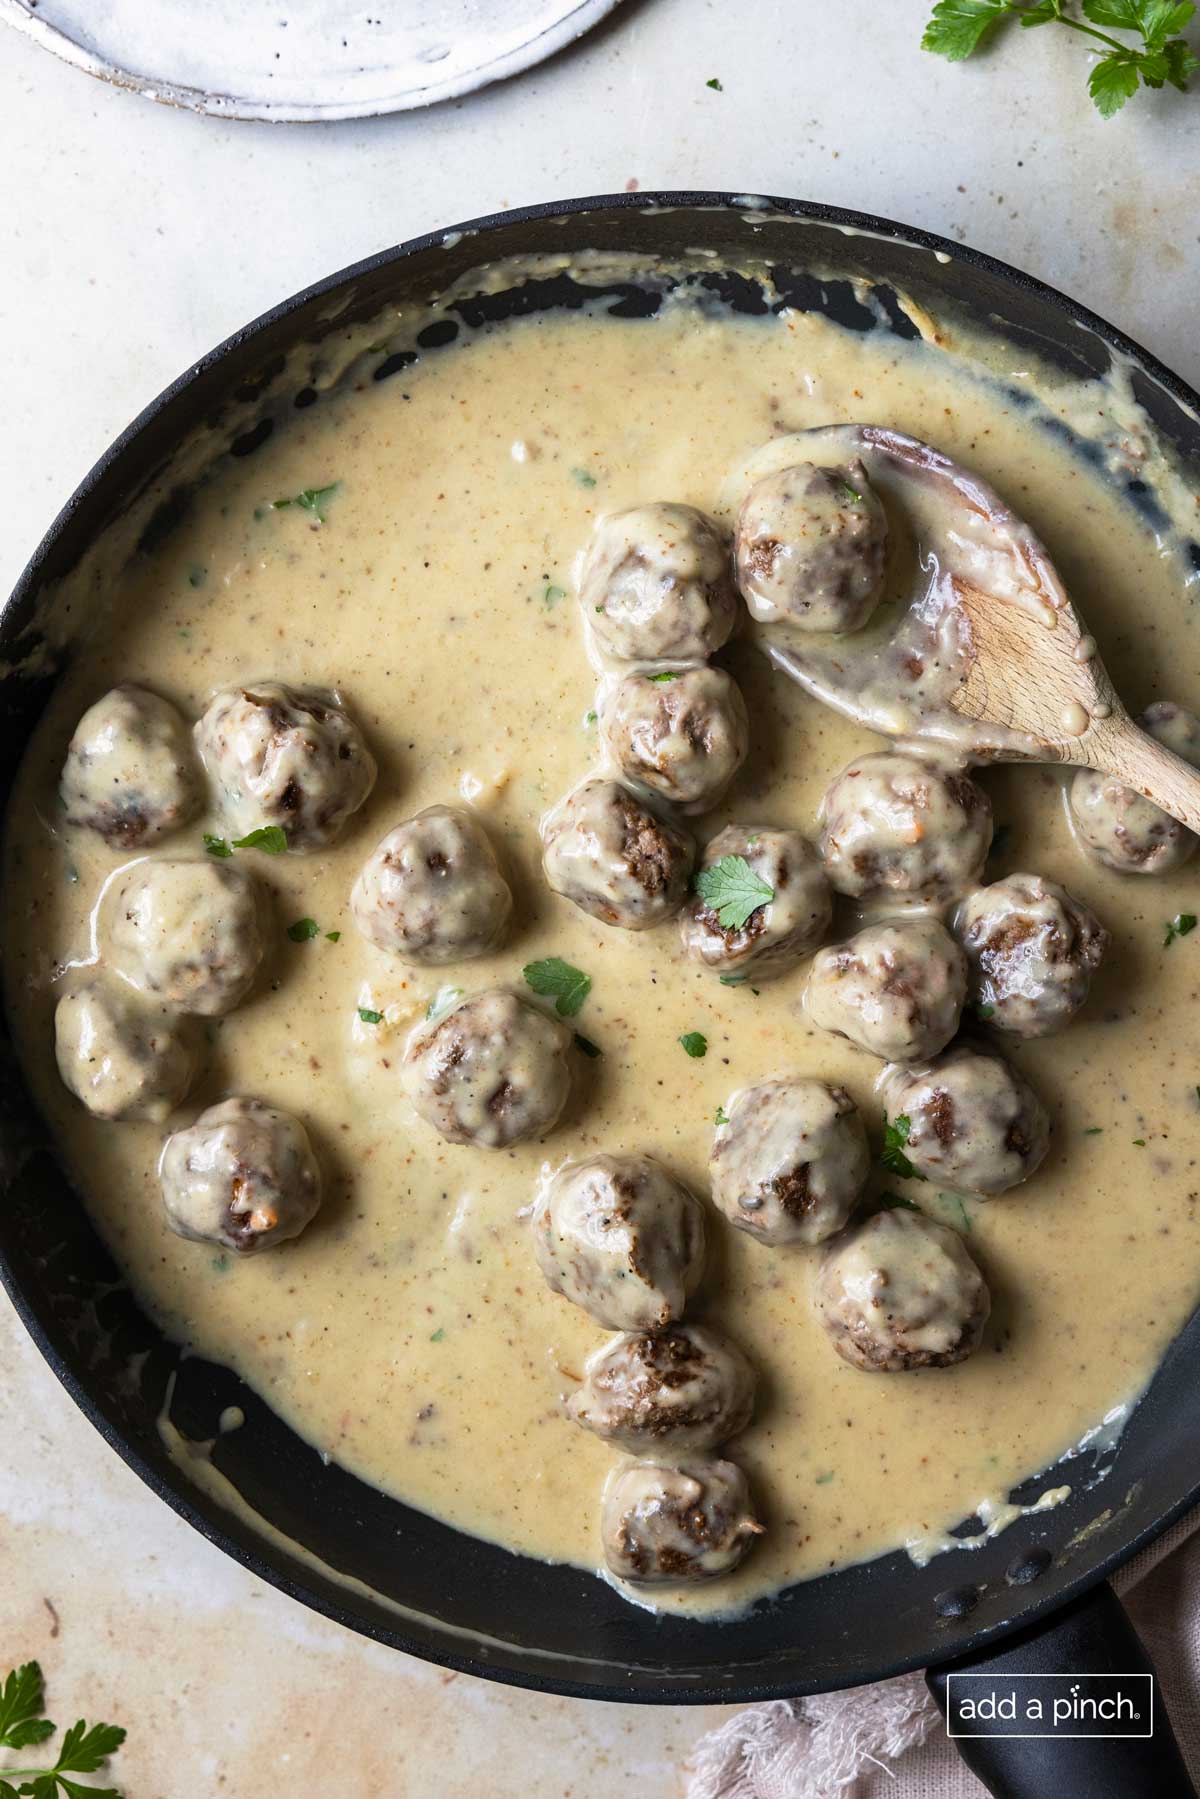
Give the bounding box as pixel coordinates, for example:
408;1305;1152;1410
925;1583;1196;1798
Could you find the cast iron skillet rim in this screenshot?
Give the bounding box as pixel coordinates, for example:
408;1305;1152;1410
5;188;1200;1706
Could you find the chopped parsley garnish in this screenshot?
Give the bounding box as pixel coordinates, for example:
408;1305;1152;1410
188;565;207;588
648;670;682;682
272;482;340;523
584;709;598;726
203;833;232;858
879;1190;921;1212
326;930;341;942
570;467;598;488
286;917;320;942
232;825;288;854
1164;912;1198;946
706;75;724;89
679;1031;708;1058
694;855;774;931
814;1470;835;1485
719;973;759;992
426;985;464;1021
430;1327;445;1343
882;1113;926;1181
921;0;1199;119
523;956;591;1017
543;584;566;608
714;1103;730;1125
835;477;863;503
357;1008;384;1025
1133;1137;1148;1147
0;1659;126;1793
939;1191;973;1233
1084;1125;1104;1134
574;1032;603;1058
976;1001;996;1020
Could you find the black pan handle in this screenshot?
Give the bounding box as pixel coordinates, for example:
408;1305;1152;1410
926;1583;1196;1798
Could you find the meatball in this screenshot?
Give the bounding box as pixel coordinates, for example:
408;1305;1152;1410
541;778;694;930
735;459;888;633
566;1324;756;1454
351;806;511;964
1070;701;1200;875
531;1153;706;1332
105;858;263;1016
815;1207;990;1372
818;751;992;912
195;681;376;851
60;684;200;848
954;872;1109;1038
601;1456;762;1584
710;1078;869;1247
580;503;738;663
54;979;202;1122
806;918;967;1063
880;1044;1050;1196
680;825;832;980
600;666;748;815
401;988;570;1149
159;1096;321;1253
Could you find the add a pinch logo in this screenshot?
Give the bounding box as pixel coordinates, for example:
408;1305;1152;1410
946;1672;1154;1739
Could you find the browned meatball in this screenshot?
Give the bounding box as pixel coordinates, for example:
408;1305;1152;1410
351;805;512;963
158;1096;321;1253
710;1079;868;1246
531;1153;707;1331
680;825;832;980
806;918;967;1063
580;503;738;663
541;778;694;930
600;666;748;814
60;684;201;848
601;1456;763;1584
1070;701;1200;874
566;1324;756;1454
880;1044;1050;1196
815;1207;990;1372
818;752;992;912
401;989;570;1149
735;459;888;633
954;872;1109;1037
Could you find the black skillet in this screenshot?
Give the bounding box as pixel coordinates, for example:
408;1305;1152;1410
2;194;1198;1797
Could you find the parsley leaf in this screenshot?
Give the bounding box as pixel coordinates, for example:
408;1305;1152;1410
570;467;597;489
922;0;1198;114
573;1032;603;1058
714;1103;730;1125
706;75;724;88
835;476;864;504
0;1663;125;1796
882;1114;927;1182
523;957;591;1017
0;1663;53;1750
679;1031;708;1058
357;1008;383;1024
272;481;340;523
879;1190;921;1212
648;671;682;682
325;930;341;942
231;825;288;855
203;833;232;859
694;855;774;931
543;584;566;608
430;1327;445;1342
1164;912;1198;946
286;917;320;942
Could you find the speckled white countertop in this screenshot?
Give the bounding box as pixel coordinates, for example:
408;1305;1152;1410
2;4;1199;1792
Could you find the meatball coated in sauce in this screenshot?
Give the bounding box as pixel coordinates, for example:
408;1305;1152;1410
815;1207;990;1372
566;1324;756;1454
351;806;512;964
60;684;200;848
401;988;570;1150
710;1079;869;1247
735;459;888;633
680;825;832;980
580;503;738;663
532;1153;706;1332
600;667;748;815
541;778;694;930
954;872;1109;1038
195;681;376;851
818;751;992;913
880;1044;1050;1196
1070;701;1200;875
105;858;263;1016
601;1456;762;1585
806;918;967;1063
159;1097;321;1253
55;980;202;1122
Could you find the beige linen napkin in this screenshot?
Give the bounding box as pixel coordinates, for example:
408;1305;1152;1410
684;1510;1200;1798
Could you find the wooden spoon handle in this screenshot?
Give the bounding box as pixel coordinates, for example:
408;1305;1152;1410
1081;713;1200;835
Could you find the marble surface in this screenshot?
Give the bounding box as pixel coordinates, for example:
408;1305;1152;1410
2;2;1199;1792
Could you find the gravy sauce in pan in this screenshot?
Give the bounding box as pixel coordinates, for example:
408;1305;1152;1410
5;293;1200;1617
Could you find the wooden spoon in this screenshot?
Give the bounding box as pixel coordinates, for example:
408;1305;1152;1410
729;424;1200;833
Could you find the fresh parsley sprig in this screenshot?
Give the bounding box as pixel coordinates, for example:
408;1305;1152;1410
882;1113;927;1182
694;855;774;932
0;1661;125;1797
922;0;1198;117
271;482;341;524
523;957;591;1017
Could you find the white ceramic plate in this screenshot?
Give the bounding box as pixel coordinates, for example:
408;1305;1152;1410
1;0;624;121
